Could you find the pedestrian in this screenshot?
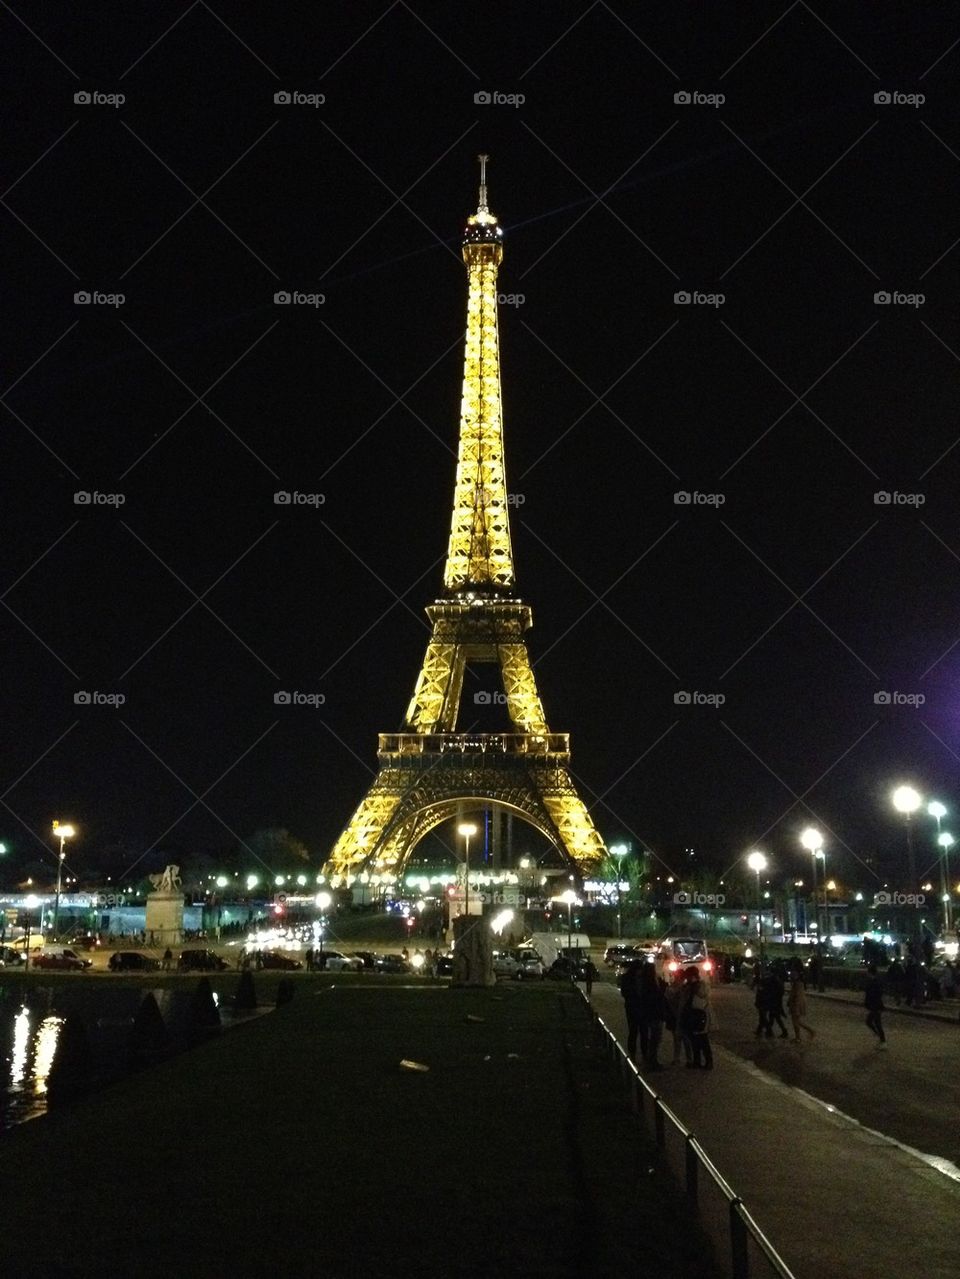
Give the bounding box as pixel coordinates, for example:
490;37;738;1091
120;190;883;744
583;957;597;998
943;958;957;999
618;959;643;1063
305;946;314;973
636;962;666;1070
864;964;886;1046
664;974;689;1064
162;947;172;972
754;970;774;1038
787;963;815;1041
769;969;790;1038
680;968;713;1069
887;957;905;1006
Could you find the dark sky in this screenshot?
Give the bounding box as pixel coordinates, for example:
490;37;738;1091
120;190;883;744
3;2;960;895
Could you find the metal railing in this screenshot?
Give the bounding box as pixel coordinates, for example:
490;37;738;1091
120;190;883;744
586;1001;796;1279
378;731;570;756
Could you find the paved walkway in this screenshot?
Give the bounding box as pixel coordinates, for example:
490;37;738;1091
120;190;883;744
588;982;960;1279
808;985;960;1025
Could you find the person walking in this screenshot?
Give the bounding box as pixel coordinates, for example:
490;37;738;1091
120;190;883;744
583;957;597;998
787;963;815;1041
305;946;314;973
755;969;775;1038
618;959;643;1063
887;957;905;1005
162;947;173;972
681;968;713;1069
636;962;666;1070
864;964;886;1046
664;974;690;1065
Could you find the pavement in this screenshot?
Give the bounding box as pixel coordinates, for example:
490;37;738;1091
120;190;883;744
588;979;960;1279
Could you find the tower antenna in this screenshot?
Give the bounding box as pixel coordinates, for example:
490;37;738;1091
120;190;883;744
478;153;489;213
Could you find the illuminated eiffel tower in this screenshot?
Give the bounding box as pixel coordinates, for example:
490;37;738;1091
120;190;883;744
325;158;606;885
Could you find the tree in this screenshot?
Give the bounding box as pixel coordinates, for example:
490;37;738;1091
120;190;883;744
242;827;310;869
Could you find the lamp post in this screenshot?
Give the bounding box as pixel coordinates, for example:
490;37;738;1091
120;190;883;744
938;832;954;934
24;893;40;970
929;802;948;934
892;785;923;952
800;826;823;945
51;821;75;940
458;823;477;921
316;891;332;968
747;851;768;969
609;843;628;939
560;888;578;955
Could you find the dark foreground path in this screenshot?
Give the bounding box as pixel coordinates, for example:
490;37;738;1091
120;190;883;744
1;982;718;1279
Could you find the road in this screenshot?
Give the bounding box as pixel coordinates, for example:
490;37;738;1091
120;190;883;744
709;982;960;1167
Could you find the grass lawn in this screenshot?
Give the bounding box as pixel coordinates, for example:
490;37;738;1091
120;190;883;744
2;981;719;1278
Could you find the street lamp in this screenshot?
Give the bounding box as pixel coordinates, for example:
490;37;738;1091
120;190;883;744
316;890;332;967
51;821;75;940
609;843;628;939
458;823;477;920
929;802;949;934
892;785;923;950
560;888;579;954
938;832;955;933
747;851;768;967
800;826;824;941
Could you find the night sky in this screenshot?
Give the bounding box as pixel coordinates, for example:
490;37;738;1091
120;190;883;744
3;2;960;895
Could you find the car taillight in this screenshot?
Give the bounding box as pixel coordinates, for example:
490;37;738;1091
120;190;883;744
703;960;713;971
668;961;679;972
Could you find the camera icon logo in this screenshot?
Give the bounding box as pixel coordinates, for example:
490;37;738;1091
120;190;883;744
674;90;691;104
274;91;291;104
873;491;891;505
74;491;91;504
274;691;292;705
74;91;91;104
274;291;291;304
674;691;691;705
874;91;891;105
674;290;691;304
474;691;492;704
874;291;891;305
74;291;91;304
74;691;91;704
673;491;691;505
874;691;891;704
474;90;491;104
273;491;291;504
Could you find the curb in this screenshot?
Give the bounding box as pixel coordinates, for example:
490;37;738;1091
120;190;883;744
807;990;960;1026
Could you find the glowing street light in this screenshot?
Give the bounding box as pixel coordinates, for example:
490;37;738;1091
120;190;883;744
458;822;477;919
609;842;629;939
747;851;768;966
892;785;923;945
939;832;955;932
51;821;76;939
560;887;579;954
800;827;824;942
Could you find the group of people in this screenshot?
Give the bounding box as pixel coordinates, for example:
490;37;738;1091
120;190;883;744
754;959;816;1042
618;960;714;1070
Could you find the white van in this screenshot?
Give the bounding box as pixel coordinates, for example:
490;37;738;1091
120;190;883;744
655;936;713;983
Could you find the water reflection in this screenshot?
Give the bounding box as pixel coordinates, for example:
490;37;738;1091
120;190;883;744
3;1008;63;1121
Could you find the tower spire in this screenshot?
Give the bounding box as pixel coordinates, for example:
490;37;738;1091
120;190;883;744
443;156;513;592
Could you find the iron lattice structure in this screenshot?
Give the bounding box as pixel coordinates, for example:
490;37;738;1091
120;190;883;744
325;160;606;885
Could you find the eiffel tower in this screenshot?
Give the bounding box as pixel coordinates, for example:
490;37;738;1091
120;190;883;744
325;158;606;886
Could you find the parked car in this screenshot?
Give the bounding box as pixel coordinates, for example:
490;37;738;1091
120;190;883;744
32;947;93;971
493;951;522;979
434;953;454;976
317;949;363;973
516;951;545;979
178;949;229;972
259;951;303;971
108;951;161;972
604;944;640;967
373;953;409;975
0;946;27;967
350;951;376;970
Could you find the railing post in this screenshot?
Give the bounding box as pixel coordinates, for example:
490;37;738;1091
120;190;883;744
654;1098;665;1149
729;1199;749;1279
685;1134;698;1204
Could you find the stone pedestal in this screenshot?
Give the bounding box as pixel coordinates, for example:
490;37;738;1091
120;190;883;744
145;891;184;947
451;912;494;987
